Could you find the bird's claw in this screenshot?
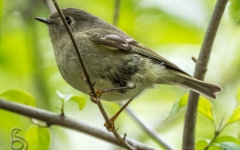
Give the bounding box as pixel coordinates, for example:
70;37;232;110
88;90;104;103
104;118;119;132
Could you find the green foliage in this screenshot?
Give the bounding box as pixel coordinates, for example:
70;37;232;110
229;0;240;24
68;95;86;110
236;86;240;103
166;94;214;123
214;136;240;145
196;136;240;150
0;1;2;18
214;142;240;150
197;96;215;123
208;146;222;150
226;105;240;126
1;0;240;149
24;126;50;150
196;139;209;150
0;89;36;107
165;93;188;120
194;88;240;150
56;90;86;111
196;139;223;150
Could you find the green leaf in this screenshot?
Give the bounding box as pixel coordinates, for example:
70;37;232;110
165;93;188;120
229;0;240;24
196;139;209;150
0;89;36;107
24;126;50;150
165;93;214;122
67;95;87;110
196;138;240;150
196;139;228;150
214;142;240;150
238;122;240;139
56;90;70;102
198;96;215;122
214;136;240;145
208;146;222;150
236;86;240;104
56;90;86;111
226;105;240;126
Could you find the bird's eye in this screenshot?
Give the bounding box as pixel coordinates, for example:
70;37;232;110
65;17;72;25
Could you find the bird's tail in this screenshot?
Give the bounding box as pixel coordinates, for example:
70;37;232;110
167;70;222;99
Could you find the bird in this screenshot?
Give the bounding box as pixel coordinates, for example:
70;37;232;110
34;8;222;130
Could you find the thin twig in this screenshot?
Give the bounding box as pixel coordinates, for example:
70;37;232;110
182;0;228;149
204;131;220;150
113;0;121;26
203;113;226;150
0;99;154;150
51;1;134;149
51;0;96;98
119;103;177;150
191;56;197;63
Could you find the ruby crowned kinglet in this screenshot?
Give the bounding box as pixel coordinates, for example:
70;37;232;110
35;8;222;102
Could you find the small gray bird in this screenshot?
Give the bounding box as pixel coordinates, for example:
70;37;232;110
35;8;222;102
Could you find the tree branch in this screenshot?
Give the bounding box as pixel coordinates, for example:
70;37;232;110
182;0;228;149
119;103;177;150
0;99;154;150
113;0;121;26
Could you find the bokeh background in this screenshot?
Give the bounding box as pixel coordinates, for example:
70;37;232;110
1;0;240;149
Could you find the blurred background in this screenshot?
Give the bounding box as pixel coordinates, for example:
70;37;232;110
1;0;240;149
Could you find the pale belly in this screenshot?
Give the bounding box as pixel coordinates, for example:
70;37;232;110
53;39;167;101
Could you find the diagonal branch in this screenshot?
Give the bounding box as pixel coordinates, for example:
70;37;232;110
182;0;228;149
120;103;177;150
0;99;154;150
51;1;134;149
51;1;96;97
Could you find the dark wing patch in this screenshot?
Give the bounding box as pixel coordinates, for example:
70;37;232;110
88;30;191;76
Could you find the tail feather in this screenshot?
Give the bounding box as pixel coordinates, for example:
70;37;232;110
168;70;222;99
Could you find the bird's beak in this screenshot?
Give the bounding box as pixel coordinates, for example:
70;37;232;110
34;17;54;25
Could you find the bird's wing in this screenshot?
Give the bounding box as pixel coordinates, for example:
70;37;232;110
87;30;191;76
